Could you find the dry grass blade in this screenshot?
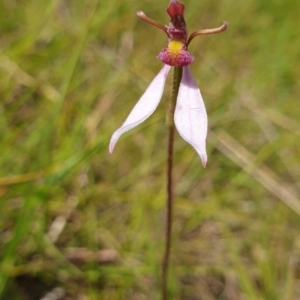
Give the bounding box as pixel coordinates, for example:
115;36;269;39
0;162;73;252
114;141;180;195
242;97;300;137
0;168;57;186
0;55;60;102
47;196;79;243
64;248;119;264
210;130;300;215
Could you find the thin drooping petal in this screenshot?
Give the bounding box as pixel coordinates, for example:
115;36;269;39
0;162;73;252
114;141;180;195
109;64;171;153
174;66;208;166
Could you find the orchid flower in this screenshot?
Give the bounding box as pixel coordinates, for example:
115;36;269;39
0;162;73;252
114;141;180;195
109;0;227;167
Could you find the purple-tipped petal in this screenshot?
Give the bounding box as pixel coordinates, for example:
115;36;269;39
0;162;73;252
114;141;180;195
109;64;171;153
174;66;208;166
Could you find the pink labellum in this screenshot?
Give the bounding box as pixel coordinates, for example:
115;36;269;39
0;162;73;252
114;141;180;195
109;65;171;153
158;45;194;67
174;66;208;167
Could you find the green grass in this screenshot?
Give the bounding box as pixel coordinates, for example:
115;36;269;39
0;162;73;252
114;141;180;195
1;0;300;299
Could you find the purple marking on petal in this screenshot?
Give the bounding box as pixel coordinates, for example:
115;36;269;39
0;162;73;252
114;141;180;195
109;64;171;153
174;66;208;167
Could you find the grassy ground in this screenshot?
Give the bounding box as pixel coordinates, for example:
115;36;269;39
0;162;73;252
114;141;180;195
1;0;300;299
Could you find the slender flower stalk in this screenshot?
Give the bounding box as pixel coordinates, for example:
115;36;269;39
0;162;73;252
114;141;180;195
109;1;227;299
162;66;182;300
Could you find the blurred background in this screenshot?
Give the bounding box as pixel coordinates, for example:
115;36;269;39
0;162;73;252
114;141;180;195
1;0;300;299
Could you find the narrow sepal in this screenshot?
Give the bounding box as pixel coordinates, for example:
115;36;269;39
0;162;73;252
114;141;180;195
167;0;185;19
109;65;171;153
174;66;208;166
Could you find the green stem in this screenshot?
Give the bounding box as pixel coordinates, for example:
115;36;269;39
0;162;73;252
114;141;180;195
161;66;182;300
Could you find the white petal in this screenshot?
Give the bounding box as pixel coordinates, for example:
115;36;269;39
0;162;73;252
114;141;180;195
109;65;171;153
174;66;208;167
